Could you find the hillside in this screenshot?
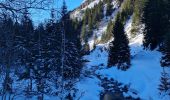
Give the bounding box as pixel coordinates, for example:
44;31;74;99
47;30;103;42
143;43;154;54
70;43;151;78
70;0;170;99
0;0;170;100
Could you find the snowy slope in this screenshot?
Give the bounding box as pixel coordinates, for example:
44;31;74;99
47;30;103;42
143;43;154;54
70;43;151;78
86;1;119;50
97;36;164;100
70;0;119;20
74;17;169;100
70;0;170;99
75;34;166;100
70;0;102;20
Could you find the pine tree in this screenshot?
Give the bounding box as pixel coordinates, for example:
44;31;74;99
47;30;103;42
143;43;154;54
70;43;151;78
160;0;170;67
0;15;14;97
17;8;35;93
50;8;56;24
61;0;68;21
59;0;83;96
101;20;113;43
131;0;146;35
64;41;82;79
120;0;134;23
161;32;170;67
33;21;55;98
81;20;87;43
132;0;146;26
106;0;113;17
88;13;93;36
96;1;104;21
142;0;169;50
108;12;130;70
159;69;170;95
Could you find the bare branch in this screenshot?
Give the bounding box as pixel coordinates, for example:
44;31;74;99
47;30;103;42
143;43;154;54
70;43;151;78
0;0;53;18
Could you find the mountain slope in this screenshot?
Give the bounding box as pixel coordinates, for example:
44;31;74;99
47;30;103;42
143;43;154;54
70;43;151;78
70;0;170;99
74;19;169;99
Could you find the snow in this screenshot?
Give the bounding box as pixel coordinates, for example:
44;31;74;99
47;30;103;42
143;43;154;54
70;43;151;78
75;16;169;100
70;0;102;20
97;42;163;100
71;0;120;51
124;16;133;39
75;77;102;100
87;21;108;50
84;44;109;68
82;0;101;10
86;1;119;50
76;32;167;99
82;0;118;10
70;9;83;21
71;0;119;21
2;0;168;99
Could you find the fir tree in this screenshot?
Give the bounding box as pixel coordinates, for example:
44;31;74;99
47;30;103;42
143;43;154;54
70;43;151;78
61;0;68;21
64;41;82;79
87;13;93;36
106;0;113;17
101;20;113;43
18;8;35;91
81;20;87;43
120;0;134;23
142;0;170;50
131;0;146;35
0;15;14;98
159;69;170;95
161;32;170;67
108;12;130;70
96;1;104;21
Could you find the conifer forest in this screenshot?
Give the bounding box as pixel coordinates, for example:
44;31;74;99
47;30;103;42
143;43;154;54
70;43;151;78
0;0;170;100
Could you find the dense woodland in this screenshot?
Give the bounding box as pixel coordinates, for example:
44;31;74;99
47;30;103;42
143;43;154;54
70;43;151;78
0;0;170;99
0;0;83;99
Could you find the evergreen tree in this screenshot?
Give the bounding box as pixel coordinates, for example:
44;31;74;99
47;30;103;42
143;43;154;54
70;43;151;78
142;0;169;50
101;20;114;43
0;15;14;97
161;32;170;67
96;1;104;21
80;1;105;44
80;20;87;43
120;0;134;23
33;20;58;98
61;0;68;21
106;0;113;17
160;0;170;67
132;0;146;26
159;69;170;95
131;0;146;35
108;13;130;70
64;41;82;79
59;1;83;96
17;8;35;93
87;12;93;36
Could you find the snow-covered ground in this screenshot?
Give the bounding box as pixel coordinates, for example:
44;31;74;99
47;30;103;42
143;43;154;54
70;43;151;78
75;33;168;100
74;17;169;100
1;35;167;100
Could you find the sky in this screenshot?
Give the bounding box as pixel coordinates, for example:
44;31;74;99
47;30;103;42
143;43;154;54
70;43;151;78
32;0;83;24
64;0;84;10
